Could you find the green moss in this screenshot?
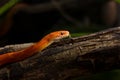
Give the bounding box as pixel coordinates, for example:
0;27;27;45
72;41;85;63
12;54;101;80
73;69;120;80
71;32;90;37
116;0;120;3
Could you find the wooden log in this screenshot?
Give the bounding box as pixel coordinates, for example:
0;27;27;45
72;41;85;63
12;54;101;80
0;27;120;80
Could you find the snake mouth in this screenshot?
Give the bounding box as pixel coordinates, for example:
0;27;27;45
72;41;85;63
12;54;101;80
58;33;71;40
54;34;71;43
63;34;71;39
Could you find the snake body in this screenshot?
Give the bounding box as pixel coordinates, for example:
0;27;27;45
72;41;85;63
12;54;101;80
0;30;70;66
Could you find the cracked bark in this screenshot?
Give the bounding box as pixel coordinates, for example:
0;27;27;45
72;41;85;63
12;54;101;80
0;27;120;80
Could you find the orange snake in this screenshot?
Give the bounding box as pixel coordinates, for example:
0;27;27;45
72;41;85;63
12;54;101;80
0;30;70;66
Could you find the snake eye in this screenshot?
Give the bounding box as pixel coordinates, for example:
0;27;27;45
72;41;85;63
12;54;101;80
60;32;64;35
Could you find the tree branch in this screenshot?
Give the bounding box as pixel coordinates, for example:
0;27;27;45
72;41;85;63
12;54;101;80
0;27;120;80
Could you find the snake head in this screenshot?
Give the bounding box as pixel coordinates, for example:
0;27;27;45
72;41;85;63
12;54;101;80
49;30;70;41
40;30;70;47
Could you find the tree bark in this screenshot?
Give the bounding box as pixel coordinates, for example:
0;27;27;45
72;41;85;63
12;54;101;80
0;27;120;80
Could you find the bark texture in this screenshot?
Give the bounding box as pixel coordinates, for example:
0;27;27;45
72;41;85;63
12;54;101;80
0;27;120;80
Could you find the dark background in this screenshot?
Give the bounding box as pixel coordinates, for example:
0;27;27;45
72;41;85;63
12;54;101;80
0;0;120;45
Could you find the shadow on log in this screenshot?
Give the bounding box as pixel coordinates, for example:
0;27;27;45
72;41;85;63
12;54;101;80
0;27;120;80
